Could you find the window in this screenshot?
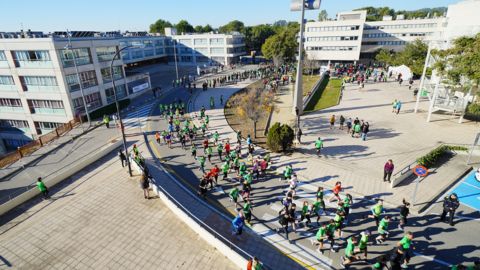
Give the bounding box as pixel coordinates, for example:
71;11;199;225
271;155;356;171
34;121;61;130
154;40;164;48
27;99;64;109
0;51;6;61
73;92;102;110
195;47;208;55
180;56;192;62
143;40;154;47
210;48;224;54
180;47;192;54
0;76;14;85
144;49;154;57
155;47;164;55
194;39;208;45
131;50;143;59
96;46;117;62
20;76;57;86
65;70;98;92
210;38;224;45
196;56;209;63
0;98;22;107
105;84;127;104
59;48;92;67
13;50;51;67
0;119;29;129
101;66;124;83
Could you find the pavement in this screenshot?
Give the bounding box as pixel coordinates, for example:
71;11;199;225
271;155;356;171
0;151;236;270
144;76;480;269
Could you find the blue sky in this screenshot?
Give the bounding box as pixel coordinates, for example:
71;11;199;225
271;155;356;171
1;0;462;32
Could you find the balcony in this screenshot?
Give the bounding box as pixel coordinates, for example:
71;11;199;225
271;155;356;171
0;85;18;92
14;60;53;69
22;85;60;92
30;108;66;115
0;106;23;113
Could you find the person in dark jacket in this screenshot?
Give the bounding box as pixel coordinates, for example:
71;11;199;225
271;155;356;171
398;199;410;230
361;122;370;141
383;160;394;183
440;193;460;226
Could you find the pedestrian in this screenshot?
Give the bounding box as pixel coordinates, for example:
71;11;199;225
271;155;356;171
155;131;161;144
198;156;206;173
341;235;360;268
118;150;126;167
357;230;370;260
440;193;460;226
329;115;336;129
339;115;345;130
283;164;293;180
361;122;369;141
397;231;414;268
140;171;150;199
398;199;410;230
300;201;312;226
369;199;384;227
372;254;389;270
383;159;394;183
103;114;110;128
396;100;402;114
243;199;253;225
191;144;197;159
375;215;391;244
346;118;352;134
232;212;245;236
329;181;342;202
36;177;49;199
278;211;291;239
220;94;224;105
311;222;327;253
392;99;398;113
229;186;240;207
252;257;263;270
198;175;209;198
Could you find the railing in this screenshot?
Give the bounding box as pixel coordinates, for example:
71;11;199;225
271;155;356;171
0;85;17;91
0;117;81;168
14;60;53;68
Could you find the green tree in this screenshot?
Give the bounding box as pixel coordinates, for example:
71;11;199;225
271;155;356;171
375;49;394;66
318;10;328;21
219;20;244;33
246;24;276;53
396;39;428;76
194;25;204;33
149;19;172;34
202;24;213;33
261;23;299;65
267;122;294;152
273;20;287;27
175;20;194;34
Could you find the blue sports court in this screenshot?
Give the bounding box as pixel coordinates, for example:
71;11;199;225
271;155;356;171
450;170;480;211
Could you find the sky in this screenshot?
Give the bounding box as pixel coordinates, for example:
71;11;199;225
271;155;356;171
1;0;462;32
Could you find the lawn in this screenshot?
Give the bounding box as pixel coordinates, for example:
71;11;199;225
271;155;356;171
305;78;342;111
302;75;320;96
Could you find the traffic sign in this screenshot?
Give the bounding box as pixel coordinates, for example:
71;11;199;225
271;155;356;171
290;0;321;11
413;165;428;177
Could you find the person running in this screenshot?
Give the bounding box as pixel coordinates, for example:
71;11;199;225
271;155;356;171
375;215;391;244
346;118;353;134
36;177;50;199
343;193;353;224
369;199;384;227
396;100;402;114
300;201;312;227
210;165;219;186
213;131;220;145
392;99;398;113
311;222;328;253
326;219;338;252
383;159;394;183
206;146;213;163
243;199;253;225
329;115;336;129
198;174;209;198
311;197;323;224
316;186;327;212
278;211;291;239
329;181;342;202
221;161;230;181
283;164;293;181
103;114;110;128
357;230;370;260
220;94;224;105
229;186;241;207
198;156;206;173
341;236;360;268
397;231;414;269
155;131;161;144
315;137;324;156
191;144;197;159
398;199;410;230
210;96;215;108
372;254;389;270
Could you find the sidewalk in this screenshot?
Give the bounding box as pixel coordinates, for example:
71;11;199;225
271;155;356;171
0;124;119;204
270;83;296;127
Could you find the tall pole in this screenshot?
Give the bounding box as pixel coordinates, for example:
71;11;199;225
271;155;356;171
66;30;91;127
111;46;132;177
414;41;432;113
426;75;441;122
173;39;179;81
293;0;306;116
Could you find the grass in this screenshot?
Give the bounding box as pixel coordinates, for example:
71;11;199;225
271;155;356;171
224;80;269;147
302;75;320;96
305;77;342;112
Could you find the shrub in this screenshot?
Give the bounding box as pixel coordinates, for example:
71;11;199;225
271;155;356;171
88;99;131;120
465;103;480;121
417;145;468;168
267;122;294;152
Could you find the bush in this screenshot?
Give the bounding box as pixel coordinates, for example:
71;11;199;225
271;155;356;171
88;99;131;120
465;103;480;122
267;122;294;152
417;145;468;168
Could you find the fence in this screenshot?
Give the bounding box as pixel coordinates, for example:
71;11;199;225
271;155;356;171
0;117;81;168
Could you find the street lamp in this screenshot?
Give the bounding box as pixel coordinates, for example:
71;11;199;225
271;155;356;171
109;44;142;177
65;30;91;127
172;39;179;81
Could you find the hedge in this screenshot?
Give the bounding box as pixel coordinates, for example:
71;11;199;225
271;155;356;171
267;122;294;152
417;145;468;168
89;99;131;120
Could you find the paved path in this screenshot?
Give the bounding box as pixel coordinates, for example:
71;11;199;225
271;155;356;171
0;152;237;270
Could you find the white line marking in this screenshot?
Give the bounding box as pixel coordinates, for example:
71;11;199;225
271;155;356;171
412;252;451;266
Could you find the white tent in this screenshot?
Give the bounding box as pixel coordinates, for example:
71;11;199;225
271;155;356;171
388;65;413;81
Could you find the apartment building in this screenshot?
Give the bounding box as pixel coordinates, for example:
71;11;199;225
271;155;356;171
303;0;480;64
0;30;245;153
165;27;246;66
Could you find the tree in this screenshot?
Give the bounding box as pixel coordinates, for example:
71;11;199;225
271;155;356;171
375;49;394;66
261;23;299;65
318;10;328;21
219;20;244;34
149;19;172;34
267;122;294;152
273;20;287;27
245;24;276;53
202;24;213;33
395;39;428;76
175;20;194;34
232;87;274;138
194;25;204;33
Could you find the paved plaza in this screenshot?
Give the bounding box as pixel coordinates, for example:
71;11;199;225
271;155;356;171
0;152;236;270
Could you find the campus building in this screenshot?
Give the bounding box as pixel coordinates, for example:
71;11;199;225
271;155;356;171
304;0;480;64
0;30;245;153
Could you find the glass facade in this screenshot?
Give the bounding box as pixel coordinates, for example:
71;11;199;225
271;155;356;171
210;38;224;45
100;66;124;83
59;48;92;67
0;75;15;91
105;84;127;104
210;48;225;54
12;50;52;68
65;70;98;92
20;76;59;92
96;46;117;62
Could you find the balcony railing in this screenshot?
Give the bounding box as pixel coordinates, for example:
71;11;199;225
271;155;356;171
30;107;66;115
0;85;18;91
0;61;9;68
14;60;53;68
0;106;23;113
22;85;60;92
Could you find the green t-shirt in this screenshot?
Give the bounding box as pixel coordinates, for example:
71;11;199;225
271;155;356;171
399;235;412;250
315;140;323;149
243;202;252;213
316;191;324;200
199;157;206;166
221;163;230;173
37;181;47;192
217;144;223;152
313;201;321;212
345;237;355;257
359;234;368;249
229;188;239;199
343;197;351;208
302;205;309;215
316;227;326;240
354;124;361;132
378;218;389;234
372;204;383;216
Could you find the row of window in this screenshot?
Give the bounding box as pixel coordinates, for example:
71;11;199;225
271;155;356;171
307;25;360;32
0;119;29;129
306;36;359;42
306;46;357;51
362;41;407;46
364;23;438;30
0;119;63;134
363;32;430;38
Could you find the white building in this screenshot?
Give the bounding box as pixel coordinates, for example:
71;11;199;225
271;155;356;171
304;0;480;64
164;27;246;66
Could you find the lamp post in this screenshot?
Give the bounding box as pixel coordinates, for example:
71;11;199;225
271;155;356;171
293;0;306;117
110;45;136;177
65;30;91;127
173;39;179;81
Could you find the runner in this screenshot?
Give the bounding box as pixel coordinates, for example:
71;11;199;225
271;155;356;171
243;199;253;225
329;181;342;202
300;201;312;227
315;137;324;156
357;230;370;260
398;199;410;230
36;177;50;199
311;222;328;253
191;144;197;159
341;236;359;268
369;199;384;227
397;231;414;269
229;186;241;208
375;215;391;244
